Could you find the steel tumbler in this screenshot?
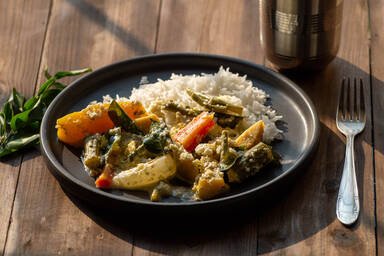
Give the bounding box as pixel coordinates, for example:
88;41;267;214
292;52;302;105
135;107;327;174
260;0;343;70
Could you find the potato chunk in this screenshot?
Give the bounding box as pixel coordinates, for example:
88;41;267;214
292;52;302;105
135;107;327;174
234;120;264;149
193;170;228;200
192;157;229;200
111;154;176;190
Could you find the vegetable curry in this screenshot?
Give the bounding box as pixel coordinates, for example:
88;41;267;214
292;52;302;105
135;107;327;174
56;90;279;201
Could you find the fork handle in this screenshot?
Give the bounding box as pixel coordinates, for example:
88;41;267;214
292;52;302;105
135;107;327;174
336;135;360;225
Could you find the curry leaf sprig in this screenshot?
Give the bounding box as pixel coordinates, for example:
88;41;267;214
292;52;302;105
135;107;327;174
0;67;92;158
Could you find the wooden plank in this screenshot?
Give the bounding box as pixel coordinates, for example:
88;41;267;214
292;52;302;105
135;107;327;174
3;0;160;255
0;0;51;254
257;1;376;255
156;0;263;63
370;0;384;255
132;0;262;255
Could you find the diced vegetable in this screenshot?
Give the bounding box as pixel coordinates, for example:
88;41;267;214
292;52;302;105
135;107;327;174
193;170;229;200
227;142;274;183
108;100;142;134
83;134;107;177
111;154;177;190
219;131;239;171
175;151;199;183
215;113;242;128
172;112;215;152
163;101;202;116
95;165;114;188
187;89;243;116
234;120;264;149
134;113;159;134
142;122;169;154
163;100;242;128
104;128;122;166
56;101;147;147
150;181;173;201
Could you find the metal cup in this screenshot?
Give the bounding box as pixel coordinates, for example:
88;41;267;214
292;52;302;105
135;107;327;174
260;0;343;70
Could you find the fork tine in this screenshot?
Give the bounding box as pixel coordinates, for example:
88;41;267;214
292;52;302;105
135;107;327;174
346;77;351;120
359;78;366;120
353;78;358;120
338;78;346;120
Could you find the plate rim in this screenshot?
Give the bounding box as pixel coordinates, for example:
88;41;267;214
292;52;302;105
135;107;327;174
40;52;320;207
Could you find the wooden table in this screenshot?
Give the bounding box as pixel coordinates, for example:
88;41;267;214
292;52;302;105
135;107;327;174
0;0;382;255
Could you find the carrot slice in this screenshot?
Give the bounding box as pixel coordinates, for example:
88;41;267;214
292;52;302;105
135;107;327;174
95;165;114;189
172;112;215;152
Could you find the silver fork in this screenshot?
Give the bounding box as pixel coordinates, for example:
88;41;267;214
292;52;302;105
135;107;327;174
336;78;366;225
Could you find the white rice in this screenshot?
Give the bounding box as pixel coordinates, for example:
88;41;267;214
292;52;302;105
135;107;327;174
129;67;282;143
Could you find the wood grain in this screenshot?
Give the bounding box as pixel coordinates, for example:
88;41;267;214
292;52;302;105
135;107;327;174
369;0;384;255
3;0;160;255
258;1;376;255
0;0;51;254
156;0;263;63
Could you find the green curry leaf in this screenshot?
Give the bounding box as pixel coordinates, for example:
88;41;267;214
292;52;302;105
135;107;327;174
0;133;40;158
0;67;92;158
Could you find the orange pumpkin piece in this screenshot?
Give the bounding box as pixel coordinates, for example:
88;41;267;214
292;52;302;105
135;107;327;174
133;113;160;134
56;101;148;147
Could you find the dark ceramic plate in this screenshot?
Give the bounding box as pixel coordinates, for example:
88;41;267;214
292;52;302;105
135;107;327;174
40;53;319;216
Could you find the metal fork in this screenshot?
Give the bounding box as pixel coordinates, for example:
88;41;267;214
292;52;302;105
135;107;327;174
336;78;366;225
